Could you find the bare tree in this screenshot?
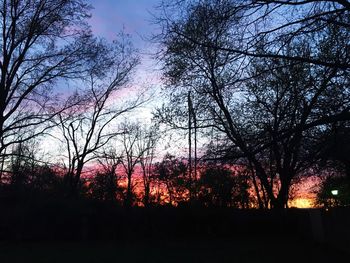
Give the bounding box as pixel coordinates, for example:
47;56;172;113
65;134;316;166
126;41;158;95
0;0;99;161
137;124;159;207
2;138;62;195
118;122;154;207
156;0;350;208
157;0;349;69
56;36;141;196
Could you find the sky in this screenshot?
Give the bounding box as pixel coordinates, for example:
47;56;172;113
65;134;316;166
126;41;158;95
86;0;163;114
84;1;193;156
87;0;160;48
42;1;190;162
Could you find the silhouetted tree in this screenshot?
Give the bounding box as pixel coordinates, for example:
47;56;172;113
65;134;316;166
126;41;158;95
0;0;98;163
232;168;251;209
88;148;125;202
4;140;62;197
89;170;121;202
155;154;188;206
119;122;152;207
157;0;349;70
198;166;235;207
156;0;350;209
137;124;159;207
197;165;251;208
56;35;141;197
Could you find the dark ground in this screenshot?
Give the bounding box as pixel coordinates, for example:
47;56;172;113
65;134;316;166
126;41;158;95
0;236;348;263
1;198;350;262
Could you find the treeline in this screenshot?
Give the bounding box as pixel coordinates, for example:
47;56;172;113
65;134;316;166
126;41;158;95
0;147;253;208
2;142;349;209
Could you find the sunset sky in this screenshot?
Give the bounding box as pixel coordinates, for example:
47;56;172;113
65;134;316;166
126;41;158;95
78;1;319;208
0;0;343;214
20;0;330;209
42;1;190;164
87;1;197;156
86;0;164;120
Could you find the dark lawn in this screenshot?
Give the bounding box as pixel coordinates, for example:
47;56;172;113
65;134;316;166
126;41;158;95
0;236;348;263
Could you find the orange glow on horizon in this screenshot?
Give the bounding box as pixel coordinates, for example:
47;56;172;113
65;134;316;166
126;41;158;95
289;198;315;208
80;163;321;208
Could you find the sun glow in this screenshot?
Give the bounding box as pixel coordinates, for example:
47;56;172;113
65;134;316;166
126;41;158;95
289;198;314;208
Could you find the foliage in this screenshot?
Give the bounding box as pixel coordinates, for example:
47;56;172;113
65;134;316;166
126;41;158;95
155;154;188;205
198;165;250;208
88;170;123;203
0;147;64;201
198;166;235;207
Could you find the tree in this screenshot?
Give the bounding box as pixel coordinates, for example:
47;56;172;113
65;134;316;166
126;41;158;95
241;0;350;70
137;124;159;207
156;0;350;208
157;0;350;126
197;165;251;208
198;166;235;207
232;168;252;209
56;35;140;196
154;154;188;206
157;0;350;70
240;48;346;208
89;170;122;203
3;139;62;197
118;122;157;207
0;0;98;162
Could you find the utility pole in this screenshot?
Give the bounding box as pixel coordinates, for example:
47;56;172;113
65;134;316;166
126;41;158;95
188;91;197;201
0;147;6;182
188;91;192;201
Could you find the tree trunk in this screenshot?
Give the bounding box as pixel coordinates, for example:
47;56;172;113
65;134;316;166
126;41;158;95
144;183;150;207
251;168;264;209
273;176;291;210
125;172;133;207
